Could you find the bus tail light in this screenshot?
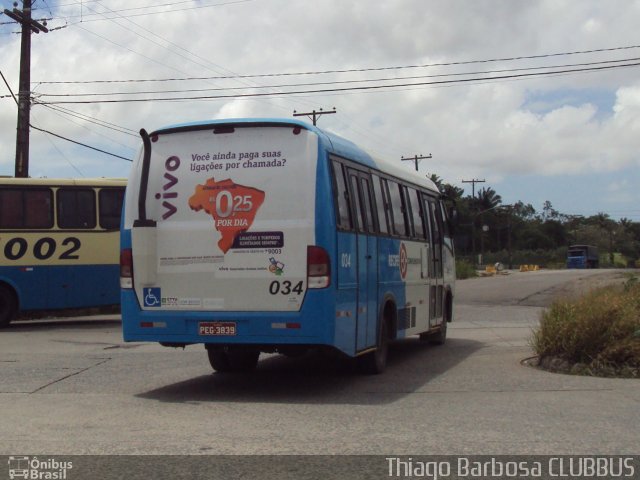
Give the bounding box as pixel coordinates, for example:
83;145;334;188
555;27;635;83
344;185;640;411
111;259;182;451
120;248;133;289
307;245;330;289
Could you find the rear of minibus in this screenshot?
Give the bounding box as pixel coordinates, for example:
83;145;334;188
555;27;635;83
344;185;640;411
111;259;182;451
120;120;339;358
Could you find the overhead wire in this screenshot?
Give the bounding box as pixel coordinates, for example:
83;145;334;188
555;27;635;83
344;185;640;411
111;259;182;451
36;104;139;136
29;124;133;161
33;56;640;98
34;44;640;85
36;61;640;105
48;0;255;23
30;111;86;176
37;104;139;152
65;0;310;115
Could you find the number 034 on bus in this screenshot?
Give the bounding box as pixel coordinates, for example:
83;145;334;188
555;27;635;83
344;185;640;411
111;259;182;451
120;119;455;374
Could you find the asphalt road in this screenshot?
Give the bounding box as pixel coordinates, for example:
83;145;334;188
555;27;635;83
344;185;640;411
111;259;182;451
1;269;638;458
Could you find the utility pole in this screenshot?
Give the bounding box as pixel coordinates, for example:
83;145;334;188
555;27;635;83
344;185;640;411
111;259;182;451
462;178;485;266
3;1;49;178
293;108;336;126
401;154;432;172
462;178;485;199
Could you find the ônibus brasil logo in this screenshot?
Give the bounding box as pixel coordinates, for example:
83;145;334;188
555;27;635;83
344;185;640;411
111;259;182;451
8;456;73;479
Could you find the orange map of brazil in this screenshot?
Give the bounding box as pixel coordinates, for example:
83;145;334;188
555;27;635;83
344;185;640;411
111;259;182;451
188;178;266;253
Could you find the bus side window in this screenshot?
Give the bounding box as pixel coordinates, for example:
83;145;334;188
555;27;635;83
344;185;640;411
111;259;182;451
421;193;433;244
58;188;97;229
431;200;443;245
348;174;365;232
359;176;376;233
99;188;125;230
331;160;353;231
408;188;426;239
439;201;451;238
387;180;408;237
371;175;388;234
0;188;53;229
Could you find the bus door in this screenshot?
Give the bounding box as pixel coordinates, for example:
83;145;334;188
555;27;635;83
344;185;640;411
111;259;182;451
346;169;378;350
423;196;444;327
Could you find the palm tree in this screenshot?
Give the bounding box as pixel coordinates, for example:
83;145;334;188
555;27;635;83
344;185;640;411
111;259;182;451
442;183;464;201
475;187;502;211
427;174;443;191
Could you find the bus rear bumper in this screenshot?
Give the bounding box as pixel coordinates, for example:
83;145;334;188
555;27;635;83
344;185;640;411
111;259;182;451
120;290;345;353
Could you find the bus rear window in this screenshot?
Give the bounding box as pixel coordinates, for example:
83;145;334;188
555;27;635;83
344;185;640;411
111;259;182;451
0;188;53;229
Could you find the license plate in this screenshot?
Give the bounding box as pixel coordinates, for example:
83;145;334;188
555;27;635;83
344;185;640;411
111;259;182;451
199;322;236;336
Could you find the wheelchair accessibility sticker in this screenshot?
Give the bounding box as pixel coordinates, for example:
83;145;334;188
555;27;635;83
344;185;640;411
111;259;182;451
143;288;162;307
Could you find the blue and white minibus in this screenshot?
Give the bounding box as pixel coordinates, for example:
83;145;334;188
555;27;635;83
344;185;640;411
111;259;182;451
120;119;455;373
0;178;126;327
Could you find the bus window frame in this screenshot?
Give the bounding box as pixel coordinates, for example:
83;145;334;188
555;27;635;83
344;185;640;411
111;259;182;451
346;168;378;235
408;187;427;240
329;155;446;242
371;174;389;235
57;187;97;230
98;187;125;231
330;158;354;232
0;187;54;230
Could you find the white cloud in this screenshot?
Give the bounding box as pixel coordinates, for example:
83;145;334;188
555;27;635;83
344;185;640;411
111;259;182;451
1;0;639;216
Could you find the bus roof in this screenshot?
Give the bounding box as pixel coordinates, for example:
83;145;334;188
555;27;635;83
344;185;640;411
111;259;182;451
0;178;127;187
150;118;440;194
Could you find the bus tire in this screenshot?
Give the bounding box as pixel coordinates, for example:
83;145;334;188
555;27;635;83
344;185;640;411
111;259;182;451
207;347;260;373
228;350;260;372
0;285;17;328
207;347;232;373
429;300;450;346
358;319;389;375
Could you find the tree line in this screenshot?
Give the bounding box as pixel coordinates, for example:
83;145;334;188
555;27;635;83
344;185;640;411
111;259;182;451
430;175;640;268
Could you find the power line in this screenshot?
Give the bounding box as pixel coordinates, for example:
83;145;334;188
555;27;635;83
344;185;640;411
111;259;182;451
37;103;138;136
38;104;138;152
33;44;640;85
37;61;640;105
0;69;18;106
29;124;132;161
63;0;301;115
49;0;255;23
79;0;227;83
31;114;85;177
32;56;640;98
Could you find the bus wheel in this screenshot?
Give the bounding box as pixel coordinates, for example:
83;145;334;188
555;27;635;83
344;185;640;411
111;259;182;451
429;319;447;345
228;350;260;372
0;285;17;328
206;347;259;373
207;347;232;373
358;319;389;375
429;303;449;346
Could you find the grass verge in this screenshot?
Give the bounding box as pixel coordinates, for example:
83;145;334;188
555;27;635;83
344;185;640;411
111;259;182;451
530;275;640;378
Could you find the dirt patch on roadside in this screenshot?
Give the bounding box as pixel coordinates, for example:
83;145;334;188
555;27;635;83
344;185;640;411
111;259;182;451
551;269;637;300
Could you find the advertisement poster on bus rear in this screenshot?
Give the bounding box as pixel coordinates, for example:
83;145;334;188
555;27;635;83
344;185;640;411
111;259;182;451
146;126;318;291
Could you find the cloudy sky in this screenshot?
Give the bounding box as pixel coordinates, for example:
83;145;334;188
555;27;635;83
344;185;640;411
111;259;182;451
1;0;639;219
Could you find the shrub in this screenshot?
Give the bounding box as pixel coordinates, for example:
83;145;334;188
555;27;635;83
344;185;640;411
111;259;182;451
531;278;640;377
456;259;477;279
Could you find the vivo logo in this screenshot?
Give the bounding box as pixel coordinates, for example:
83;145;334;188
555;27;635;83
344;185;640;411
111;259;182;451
155;156;180;220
